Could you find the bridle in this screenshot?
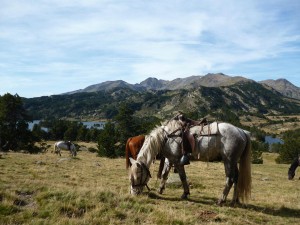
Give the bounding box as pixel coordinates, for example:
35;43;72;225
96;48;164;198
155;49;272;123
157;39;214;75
131;162;152;192
130;125;183;193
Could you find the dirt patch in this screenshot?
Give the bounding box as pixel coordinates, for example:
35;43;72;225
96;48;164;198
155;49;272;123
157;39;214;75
15;190;36;208
198;210;221;222
13;199;28;206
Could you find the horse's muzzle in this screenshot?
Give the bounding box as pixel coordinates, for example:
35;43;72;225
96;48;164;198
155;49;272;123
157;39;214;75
130;186;143;195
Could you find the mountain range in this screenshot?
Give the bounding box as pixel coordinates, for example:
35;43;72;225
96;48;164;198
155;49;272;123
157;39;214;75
68;73;300;100
24;73;300;124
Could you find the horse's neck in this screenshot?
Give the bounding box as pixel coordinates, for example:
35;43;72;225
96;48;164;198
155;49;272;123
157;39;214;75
290;159;300;171
137;129;164;168
137;150;155;168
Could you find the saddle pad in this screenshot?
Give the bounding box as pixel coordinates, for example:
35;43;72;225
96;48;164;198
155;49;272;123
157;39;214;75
199;122;219;135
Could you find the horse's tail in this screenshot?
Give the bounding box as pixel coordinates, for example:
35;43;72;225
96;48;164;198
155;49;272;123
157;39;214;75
238;131;252;202
53;143;57;153
125;138;132;169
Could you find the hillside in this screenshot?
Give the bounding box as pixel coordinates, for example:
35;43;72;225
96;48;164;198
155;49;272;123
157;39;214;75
260;78;300;100
23;79;300;124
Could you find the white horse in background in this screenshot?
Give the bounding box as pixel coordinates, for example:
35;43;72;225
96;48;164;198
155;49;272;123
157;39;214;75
54;141;77;157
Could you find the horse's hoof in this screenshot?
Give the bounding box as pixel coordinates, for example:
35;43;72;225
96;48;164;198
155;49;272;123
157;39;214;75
181;193;189;200
229;202;236;207
217;199;225;206
230;199;241;207
158;188;164;194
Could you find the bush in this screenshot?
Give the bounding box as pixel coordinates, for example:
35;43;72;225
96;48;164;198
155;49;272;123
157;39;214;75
251;140;264;164
276;139;300;164
275;128;300;164
97;122;118;158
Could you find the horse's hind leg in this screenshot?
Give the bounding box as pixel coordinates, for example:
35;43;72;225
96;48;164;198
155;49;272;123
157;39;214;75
218;161;237;206
231;165;240;206
218;177;233;205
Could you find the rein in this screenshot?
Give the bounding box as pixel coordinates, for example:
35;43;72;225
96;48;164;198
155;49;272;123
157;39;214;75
131;124;184;193
131;162;152;191
165;127;182;138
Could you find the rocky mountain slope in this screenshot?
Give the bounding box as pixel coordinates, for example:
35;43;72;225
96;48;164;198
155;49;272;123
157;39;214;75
68;73;300;100
24;77;300;121
259;78;300;100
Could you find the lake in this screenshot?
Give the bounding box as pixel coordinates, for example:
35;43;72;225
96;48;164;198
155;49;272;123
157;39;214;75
264;135;284;145
28;120;106;131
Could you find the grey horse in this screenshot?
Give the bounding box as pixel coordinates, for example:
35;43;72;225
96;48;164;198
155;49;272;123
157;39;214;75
129;116;251;206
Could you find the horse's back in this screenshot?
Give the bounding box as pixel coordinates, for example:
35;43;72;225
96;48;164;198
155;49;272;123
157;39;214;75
126;135;145;169
128;135;145;157
55;141;72;150
218;122;249;139
55;141;65;146
191;122;249;161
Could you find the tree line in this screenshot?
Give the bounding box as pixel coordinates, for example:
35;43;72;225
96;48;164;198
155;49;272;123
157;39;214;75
1;93;299;164
0;93;159;155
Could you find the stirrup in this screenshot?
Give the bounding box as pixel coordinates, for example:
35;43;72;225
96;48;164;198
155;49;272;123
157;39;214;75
179;155;190;165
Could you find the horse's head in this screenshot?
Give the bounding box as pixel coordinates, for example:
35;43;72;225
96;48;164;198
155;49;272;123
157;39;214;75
129;158;151;195
288;169;295;180
288;157;300;180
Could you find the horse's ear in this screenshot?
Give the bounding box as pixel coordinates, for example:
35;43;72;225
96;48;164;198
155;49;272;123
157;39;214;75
129;157;136;165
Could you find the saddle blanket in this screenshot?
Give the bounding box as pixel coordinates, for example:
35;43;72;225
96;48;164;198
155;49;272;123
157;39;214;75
198;122;219;135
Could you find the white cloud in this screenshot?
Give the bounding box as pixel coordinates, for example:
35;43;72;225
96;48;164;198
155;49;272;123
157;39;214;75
0;0;300;97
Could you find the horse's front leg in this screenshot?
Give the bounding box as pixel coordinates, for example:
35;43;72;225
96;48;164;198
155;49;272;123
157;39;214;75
158;160;172;194
175;164;190;199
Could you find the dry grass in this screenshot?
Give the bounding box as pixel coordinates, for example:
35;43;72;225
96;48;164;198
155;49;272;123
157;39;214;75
1;147;300;224
240;114;300;134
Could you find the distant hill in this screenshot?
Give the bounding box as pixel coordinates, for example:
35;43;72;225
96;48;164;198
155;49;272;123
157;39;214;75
67;73;300;100
259;78;300;100
23;74;300;121
65;80;143;94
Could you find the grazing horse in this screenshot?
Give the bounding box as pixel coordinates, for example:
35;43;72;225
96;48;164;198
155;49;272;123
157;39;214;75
288;156;300;180
54;141;77;157
129;116;251;206
125;135;172;186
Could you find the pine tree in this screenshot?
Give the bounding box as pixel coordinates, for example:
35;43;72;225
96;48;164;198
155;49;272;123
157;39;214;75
0;93;34;151
97;122;118;158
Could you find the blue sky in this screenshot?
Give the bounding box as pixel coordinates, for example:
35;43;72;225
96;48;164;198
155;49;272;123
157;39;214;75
0;0;299;98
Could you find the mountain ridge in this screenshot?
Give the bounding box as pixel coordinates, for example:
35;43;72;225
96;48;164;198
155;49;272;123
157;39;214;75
66;73;300;100
259;78;300;100
24;77;300;122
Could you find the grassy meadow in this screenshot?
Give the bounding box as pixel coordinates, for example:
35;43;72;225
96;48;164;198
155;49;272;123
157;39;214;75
0;145;300;225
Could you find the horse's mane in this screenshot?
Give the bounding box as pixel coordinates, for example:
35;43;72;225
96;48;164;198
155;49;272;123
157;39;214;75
137;119;182;162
